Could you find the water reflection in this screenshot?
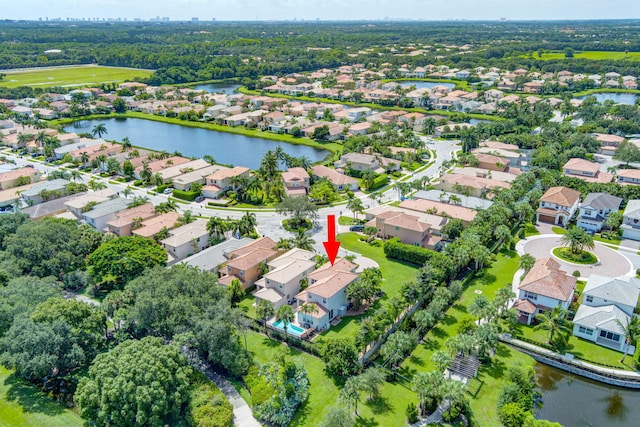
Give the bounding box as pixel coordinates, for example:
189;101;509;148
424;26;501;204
535;364;638;427
577;92;637;105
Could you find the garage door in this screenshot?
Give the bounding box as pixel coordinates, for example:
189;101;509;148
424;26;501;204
622;227;640;241
538;214;556;224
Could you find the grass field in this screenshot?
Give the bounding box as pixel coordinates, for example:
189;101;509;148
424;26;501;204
0;65;153;88
529;51;640;61
0;367;83;427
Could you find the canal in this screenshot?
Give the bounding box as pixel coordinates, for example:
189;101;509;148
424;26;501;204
65;118;330;170
535;364;640;427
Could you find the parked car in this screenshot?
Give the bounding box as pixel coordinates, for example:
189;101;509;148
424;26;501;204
163;188;173;195
195;196;205;203
349;224;365;232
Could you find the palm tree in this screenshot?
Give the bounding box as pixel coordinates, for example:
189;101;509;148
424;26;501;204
519;253;536;273
203;154;216;165
91;123;108;139
150;172;164;187
68;170;82;182
560;227;595;255
276;237;293;251
299;303;318;326
239;211;257;236
255;299;275;337
88;178;107;191
154;200;177;214
431;350;453;375
128;195;149;208
340;376;363;417
140;162;152;183
616;316;640;364
276;304;295;343
80;152;90;165
17;133;33;149
412;371;443;416
121;137;132;152
122;187;133;198
95;154;108;171
469;295;491;323
346;197;365;220
298;155;312;170
207;216;228;242
534;306;572;347
291;230;316;251
35;131;47;149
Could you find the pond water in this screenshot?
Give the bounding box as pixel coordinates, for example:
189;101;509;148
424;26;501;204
192;82;241;94
535;364;640;427
64;118;329;170
398;81;456;90
577;92;638;105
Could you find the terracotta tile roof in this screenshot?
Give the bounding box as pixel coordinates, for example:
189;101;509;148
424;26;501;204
540;186;580;207
132;212;180;238
513;299;537;314
518;257;576;302
382;212;430;233
399;199;477;223
301;271;359;299
227;248;279;270
564;158;601;174
206;166;250;181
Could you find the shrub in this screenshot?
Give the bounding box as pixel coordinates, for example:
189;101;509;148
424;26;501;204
498;402;528;427
369;173;388;190
133;179;144;186
172;189;199;201
244;366;275;406
442;404;462;423
383;238;436;266
156;184;169;193
572;270;581;277
406;402;419;424
188;377;233;427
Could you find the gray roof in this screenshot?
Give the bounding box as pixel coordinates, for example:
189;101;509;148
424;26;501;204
624;199;640;220
81;198;130;220
581;193;622;211
573;304;628;334
583;275;640;309
414;190;493;210
20;179;69;197
180;237;254;272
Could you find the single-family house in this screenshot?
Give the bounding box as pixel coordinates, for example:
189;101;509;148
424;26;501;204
253;248;317;309
64;188;116;218
576;193;622;233
132;212;181;239
281;167;310;197
20;179;70;205
536;186;581;226
81;198;130;231
473;153;509;172
181;237;254;273
202;166;251;199
593;133;625;156
371;210;442;250
0;167;41;190
621;199;640;240
310;165;359;191
219;237;279;289
295;258;360;331
562;158;612;183
573;275;640;353
617;169;640;186
105;203;156;236
171;165;222;191
399;198;477;225
513;257;576;325
160;218;210;263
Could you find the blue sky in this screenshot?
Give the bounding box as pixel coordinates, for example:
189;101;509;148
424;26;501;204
6;0;640;21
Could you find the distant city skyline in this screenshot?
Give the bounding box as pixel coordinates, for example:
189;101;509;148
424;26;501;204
5;0;640;22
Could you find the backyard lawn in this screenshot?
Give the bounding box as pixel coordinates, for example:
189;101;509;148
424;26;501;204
0;367;83;427
0;65;152;88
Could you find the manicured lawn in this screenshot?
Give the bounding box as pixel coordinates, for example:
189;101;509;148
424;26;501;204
524;223;540;237
551;226;567;235
593;233;621;246
338;216;363;226
0;65;152;88
529;51;640;61
245;331;341;427
0;367;83;427
513;324;637;371
397;249;531;427
238;293;257;319
552;247;598;264
337;232;418;302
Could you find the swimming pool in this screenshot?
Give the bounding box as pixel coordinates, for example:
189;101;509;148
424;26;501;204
272;320;305;336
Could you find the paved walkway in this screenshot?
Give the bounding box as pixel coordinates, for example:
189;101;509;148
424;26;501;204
517;234;635;278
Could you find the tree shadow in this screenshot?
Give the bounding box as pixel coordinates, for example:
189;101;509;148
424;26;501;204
355;415;379;427
452;303;468;314
408;354;425;367
422;337;441;351
364;394;393;415
4;373;67;416
430;326;449;339
475;272;497;287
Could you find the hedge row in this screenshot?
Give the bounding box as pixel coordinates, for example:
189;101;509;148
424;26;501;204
369;173;388;190
172;189;199;201
383;237;437;266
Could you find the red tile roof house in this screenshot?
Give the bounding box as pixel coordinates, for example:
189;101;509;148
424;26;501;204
617;169;640;186
219;237;280;289
281;167;310;197
295;258;360;331
593;133;625;156
399;198;477;225
536;186;581;226
513;257;576;325
0;167;41;190
562;158;613;183
473;153;510;172
373;211;442;250
202;166;251;199
310;165;359;191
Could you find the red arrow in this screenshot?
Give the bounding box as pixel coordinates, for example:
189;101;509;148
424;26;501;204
323;214;340;266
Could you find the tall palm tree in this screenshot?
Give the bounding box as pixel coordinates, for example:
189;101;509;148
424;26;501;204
255;299;275;337
431;350;453;375
207;216;227;242
298;303;318;326
560;227;595;255
346;197;365;220
17;133;34;149
291;230;316;251
276;237;293;251
298;155;312;170
203;154;216;165
80;152;90;165
276;304;295;343
140;162;152;183
518;254;536;274
68;170;82;182
122;187;133;198
534;306;572;347
35;131;47;149
91;123;108;139
128;195;149;208
239;211;257;236
616;316;640;364
468;295;491;323
121;137;132;152
412;371;443;416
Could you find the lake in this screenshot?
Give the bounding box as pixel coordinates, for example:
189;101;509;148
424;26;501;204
578;92;638;105
64;118;329;170
535;364;640;427
193;82;241;94
399;81;456;90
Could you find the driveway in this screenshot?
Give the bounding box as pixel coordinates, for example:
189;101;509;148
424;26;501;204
518;234;634;278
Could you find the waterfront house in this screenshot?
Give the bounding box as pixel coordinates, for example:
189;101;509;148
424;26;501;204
536;186;580;226
513;257;576;325
573;275;640;353
202;166;251;199
576;193;622;233
281;167;310;197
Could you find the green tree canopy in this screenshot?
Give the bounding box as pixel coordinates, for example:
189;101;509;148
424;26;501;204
87;236;167;291
75;337;192;427
321;338;360;377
